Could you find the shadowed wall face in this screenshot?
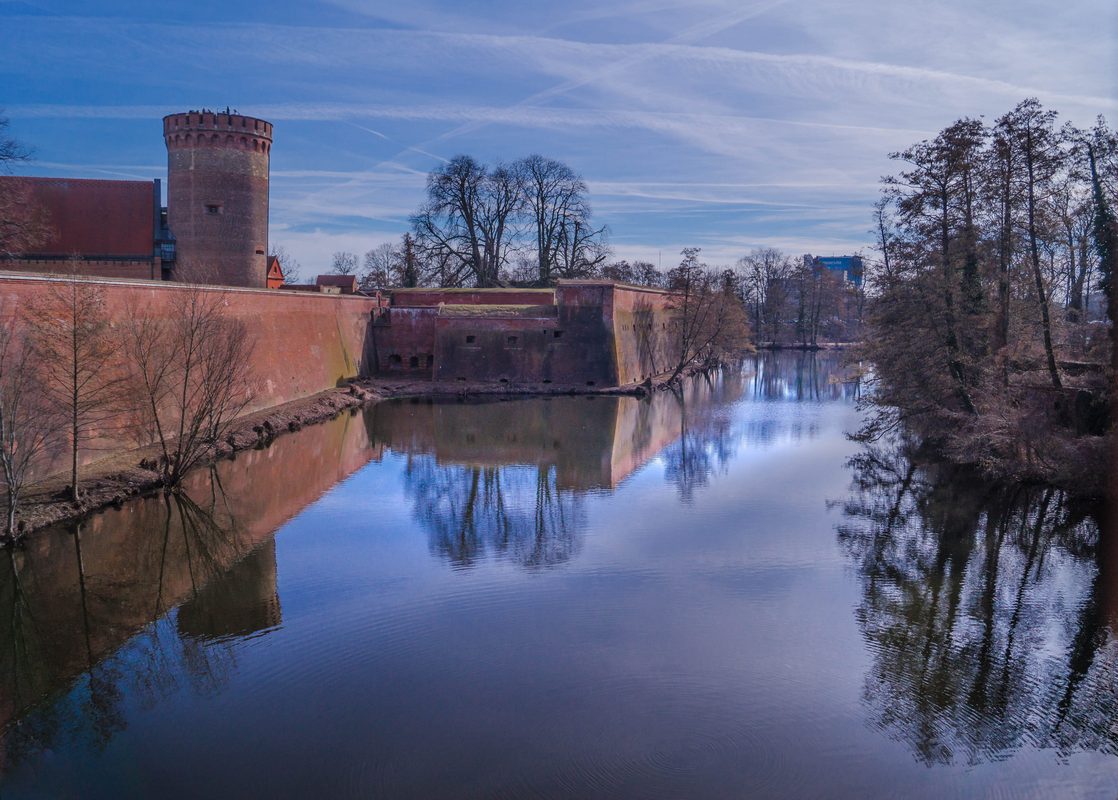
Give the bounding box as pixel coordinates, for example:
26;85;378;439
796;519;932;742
164;112;272;288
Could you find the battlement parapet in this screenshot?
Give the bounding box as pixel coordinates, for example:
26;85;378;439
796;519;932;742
163;112;272;153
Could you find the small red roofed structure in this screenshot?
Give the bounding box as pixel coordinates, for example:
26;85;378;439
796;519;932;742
266;255;285;289
315;274;358;295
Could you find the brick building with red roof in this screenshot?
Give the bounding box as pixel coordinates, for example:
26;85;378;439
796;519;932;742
0;176;172;281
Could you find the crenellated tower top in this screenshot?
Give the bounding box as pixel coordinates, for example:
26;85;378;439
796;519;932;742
163;111;273;154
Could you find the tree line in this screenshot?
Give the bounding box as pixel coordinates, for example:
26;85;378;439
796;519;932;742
861;98;1116;492
735;248;864;346
311;149;862;351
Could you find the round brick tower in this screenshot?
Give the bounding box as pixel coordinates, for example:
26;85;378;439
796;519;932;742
163;110;272;287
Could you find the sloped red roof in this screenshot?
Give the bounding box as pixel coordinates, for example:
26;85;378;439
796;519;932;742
0;176;155;257
315;274;358;292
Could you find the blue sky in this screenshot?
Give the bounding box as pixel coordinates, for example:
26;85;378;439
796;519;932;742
1;0;1114;273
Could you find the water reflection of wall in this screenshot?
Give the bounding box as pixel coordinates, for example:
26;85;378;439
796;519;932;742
837;441;1116;766
368;394;686;492
370;377;751;568
177;540;281;640
369;395;681;569
0;410;381;769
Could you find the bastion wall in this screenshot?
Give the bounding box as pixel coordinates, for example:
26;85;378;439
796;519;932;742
371;281;678;388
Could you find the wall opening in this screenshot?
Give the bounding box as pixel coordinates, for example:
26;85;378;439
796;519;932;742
553;330;564;339
507;335;518;345
466;335;476;344
425;354;434;368
408;356;419;368
205;203;222;215
388;354;402;366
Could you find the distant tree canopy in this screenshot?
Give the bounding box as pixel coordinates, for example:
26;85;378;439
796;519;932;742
731;247;865;346
409;154;608;288
861;98;1115;490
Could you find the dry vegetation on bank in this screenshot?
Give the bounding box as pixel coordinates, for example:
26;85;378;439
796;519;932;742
860;99;1115;495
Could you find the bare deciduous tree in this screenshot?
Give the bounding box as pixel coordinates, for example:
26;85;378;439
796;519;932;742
0;310;54;538
27;264;124;501
997;100;1064;390
412;155;524;288
361;241;402;290
330;251;359;276
0;113;29;168
665;248;751;383
737;247;794;345
517;154;607;283
600;259;662;286
0;180;52;259
0;116;51;258
121;286;255;488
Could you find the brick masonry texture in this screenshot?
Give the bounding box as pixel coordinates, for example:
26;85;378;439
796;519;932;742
165;112;272;288
372;281;679;388
0;274;379;476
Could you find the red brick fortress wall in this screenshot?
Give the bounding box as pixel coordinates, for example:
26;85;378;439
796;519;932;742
164;112;272;288
372;281;679;388
0;273;380;476
606;283;678;385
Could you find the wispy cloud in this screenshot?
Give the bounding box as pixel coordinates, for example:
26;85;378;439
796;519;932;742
2;0;1112;267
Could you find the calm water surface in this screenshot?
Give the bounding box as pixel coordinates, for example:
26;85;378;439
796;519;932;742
0;352;1114;799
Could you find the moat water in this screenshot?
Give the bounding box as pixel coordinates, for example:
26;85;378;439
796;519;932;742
0;351;1114;799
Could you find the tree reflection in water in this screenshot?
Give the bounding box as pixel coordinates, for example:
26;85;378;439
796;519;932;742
406;461;584;569
661;372;742;502
837;439;1116;765
401;355;863;557
0;470;276;770
750;350;862;403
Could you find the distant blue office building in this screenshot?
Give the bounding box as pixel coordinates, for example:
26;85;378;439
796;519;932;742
810;255;864;288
